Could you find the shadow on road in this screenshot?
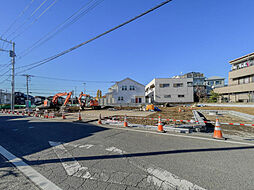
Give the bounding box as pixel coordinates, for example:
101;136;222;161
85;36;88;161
0;115;109;169
23;145;254;166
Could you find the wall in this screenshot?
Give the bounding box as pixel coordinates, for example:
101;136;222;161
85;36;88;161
146;78;194;103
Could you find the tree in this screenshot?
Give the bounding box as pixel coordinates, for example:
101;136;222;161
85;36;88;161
208;91;219;103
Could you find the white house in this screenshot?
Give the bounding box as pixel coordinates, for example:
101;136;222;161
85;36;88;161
101;78;145;106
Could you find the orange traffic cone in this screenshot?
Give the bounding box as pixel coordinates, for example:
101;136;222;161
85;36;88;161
98;114;102;124
178;107;181;113
78;110;82;121
213;118;224;139
62;112;66;119
28;111;31;116
158;114;164;132
17;111;19;115
22;111;24;116
123;115;128;127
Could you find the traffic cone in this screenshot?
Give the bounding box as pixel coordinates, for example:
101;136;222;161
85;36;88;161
62;112;66;119
98;114;102;124
22;111;24;116
17;111;19;115
44;110;48;118
123;115;128;127
78;110;82;121
178;107;181;113
158;114;164;132
34;111;38;117
213;118;224;140
28;111;31;116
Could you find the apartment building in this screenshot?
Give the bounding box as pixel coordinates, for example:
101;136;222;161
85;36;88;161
145;78;194;104
214;52;254;102
101;78;145;106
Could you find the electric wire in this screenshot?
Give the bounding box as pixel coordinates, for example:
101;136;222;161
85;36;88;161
11;0;59;40
16;0;172;74
1;0;35;38
5;0;49;39
17;0;103;59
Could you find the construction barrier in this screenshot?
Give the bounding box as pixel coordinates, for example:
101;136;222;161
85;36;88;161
98;114;102;124
213;118;224;139
78;110;82;121
157;114;164;132
123;114;128;127
62;112;66;119
107;115;254;127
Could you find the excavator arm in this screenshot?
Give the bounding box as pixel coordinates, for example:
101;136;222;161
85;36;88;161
78;92;90;106
52;92;68;104
63;91;72;106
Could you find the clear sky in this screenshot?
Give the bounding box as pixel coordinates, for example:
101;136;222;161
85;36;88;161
0;0;254;97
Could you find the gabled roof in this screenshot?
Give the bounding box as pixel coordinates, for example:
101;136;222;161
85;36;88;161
206;76;225;80
109;77;145;88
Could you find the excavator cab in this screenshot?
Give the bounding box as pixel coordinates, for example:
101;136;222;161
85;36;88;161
78;92;101;110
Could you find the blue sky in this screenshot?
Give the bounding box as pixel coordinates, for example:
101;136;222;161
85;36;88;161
0;0;254;96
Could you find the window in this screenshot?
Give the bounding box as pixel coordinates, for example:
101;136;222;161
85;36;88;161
159;83;170;88
121;86;127;91
118;96;124;101
187;82;193;87
121;97;124;101
130;85;135;90
178;95;185;98
215;81;221;85
164;95;171;98
173;83;183;87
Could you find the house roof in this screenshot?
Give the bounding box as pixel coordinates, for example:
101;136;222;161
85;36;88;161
206;76;225;80
109;77;145;88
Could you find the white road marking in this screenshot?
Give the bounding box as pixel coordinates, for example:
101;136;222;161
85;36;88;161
64;143;94;149
105;146;125;154
0;145;62;190
105;146;205;190
49;141;92;178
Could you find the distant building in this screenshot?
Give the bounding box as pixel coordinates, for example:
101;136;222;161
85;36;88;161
101;78;145;106
145;78;194;104
181;72;206;87
214;52;254;103
205;76;225;94
15;92;34;105
0;90;11;104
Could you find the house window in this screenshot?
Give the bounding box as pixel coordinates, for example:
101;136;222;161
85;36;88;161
159;83;170;88
215;81;221;85
121;96;124;101
178;95;185;98
121;86;127;91
130;85;135;90
164;95;171;98
173;83;183;87
187;82;193;87
118;97;124;101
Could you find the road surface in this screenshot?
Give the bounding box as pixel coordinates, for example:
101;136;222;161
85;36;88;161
0;114;254;190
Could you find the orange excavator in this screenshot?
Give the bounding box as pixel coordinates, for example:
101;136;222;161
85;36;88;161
44;91;72;108
78;92;101;110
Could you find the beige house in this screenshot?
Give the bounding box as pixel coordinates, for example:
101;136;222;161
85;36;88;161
214;52;254;103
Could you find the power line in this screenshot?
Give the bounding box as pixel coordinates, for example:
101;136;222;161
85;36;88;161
29;75;116;83
17;0;103;59
5;0;49;39
11;0;59;40
1;0;35;38
16;0;172;74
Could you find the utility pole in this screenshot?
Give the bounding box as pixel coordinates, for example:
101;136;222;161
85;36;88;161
11;42;15;111
22;74;33;104
0;38;15;111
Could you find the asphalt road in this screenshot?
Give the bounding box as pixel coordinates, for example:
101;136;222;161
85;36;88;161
0;114;254;190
